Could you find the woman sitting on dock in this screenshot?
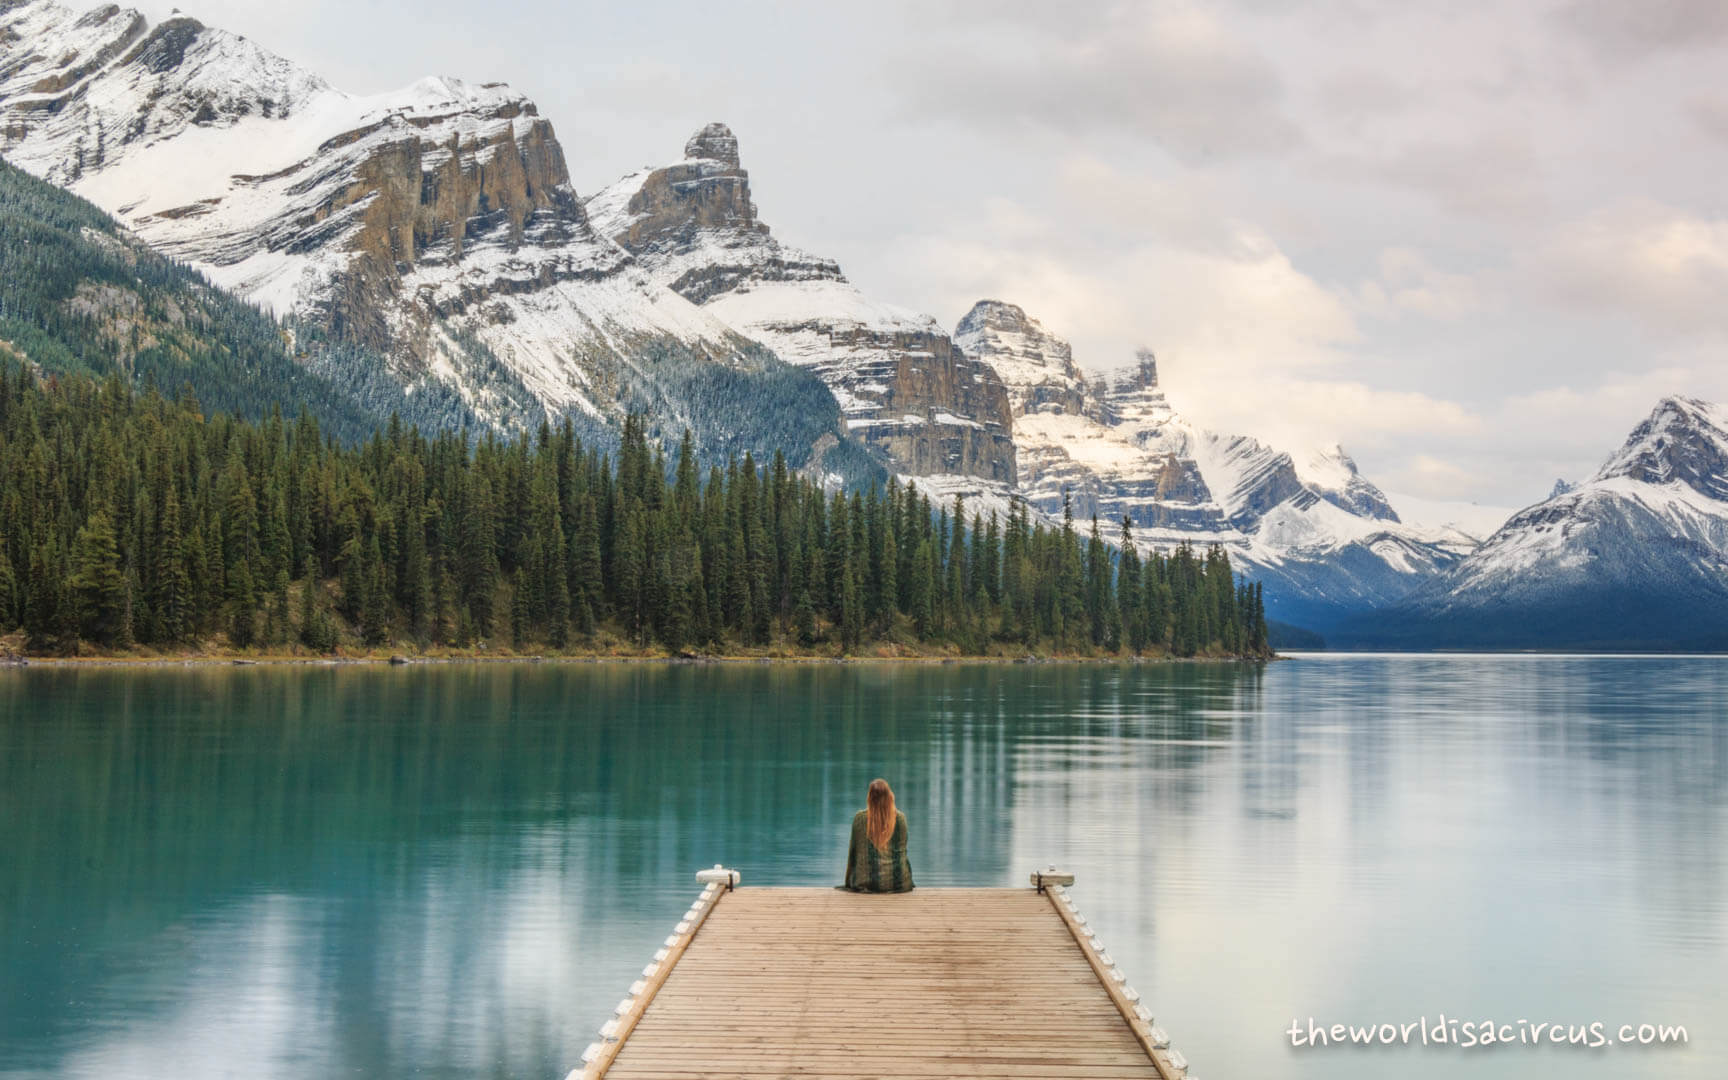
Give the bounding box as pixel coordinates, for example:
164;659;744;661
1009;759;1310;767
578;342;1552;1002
844;778;914;893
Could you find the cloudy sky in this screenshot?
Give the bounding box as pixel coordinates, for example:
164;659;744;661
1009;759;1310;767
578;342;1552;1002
130;0;1728;508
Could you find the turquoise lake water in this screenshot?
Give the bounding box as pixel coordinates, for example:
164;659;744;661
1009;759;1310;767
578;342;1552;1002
1;657;1723;1079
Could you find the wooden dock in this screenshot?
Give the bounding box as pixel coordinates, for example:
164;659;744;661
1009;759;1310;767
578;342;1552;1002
572;868;1191;1080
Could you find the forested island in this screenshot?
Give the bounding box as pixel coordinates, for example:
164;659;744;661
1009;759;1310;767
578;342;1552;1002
0;364;1270;661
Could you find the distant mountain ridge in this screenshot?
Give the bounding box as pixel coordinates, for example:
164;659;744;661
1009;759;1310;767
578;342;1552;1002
1346;396;1728;649
953;299;1479;632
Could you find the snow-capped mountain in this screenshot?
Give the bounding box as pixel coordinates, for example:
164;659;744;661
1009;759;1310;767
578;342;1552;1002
1359;396;1728;648
955;299;1481;631
0;0;845;460
586;124;1016;487
30;0;1709;647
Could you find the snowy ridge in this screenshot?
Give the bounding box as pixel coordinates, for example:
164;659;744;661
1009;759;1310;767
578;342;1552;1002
956;299;1476;630
1594;396;1728;496
0;0;791;433
1367;396;1728;648
1431;396;1728;598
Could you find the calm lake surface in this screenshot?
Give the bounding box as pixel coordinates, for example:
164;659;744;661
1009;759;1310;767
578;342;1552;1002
1;657;1724;1080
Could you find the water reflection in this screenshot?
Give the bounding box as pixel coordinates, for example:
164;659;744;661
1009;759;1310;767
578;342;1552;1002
0;658;1723;1079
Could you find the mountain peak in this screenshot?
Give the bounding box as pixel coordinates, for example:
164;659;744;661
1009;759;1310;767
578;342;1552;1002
954;299;1084;419
1295;443;1401;522
1092;349;1159;395
1595;395;1728;500
684;122;740;167
956;299;1033;336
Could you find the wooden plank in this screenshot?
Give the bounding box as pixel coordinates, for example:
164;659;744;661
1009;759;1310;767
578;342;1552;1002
577;880;729;1079
594;886;1176;1078
1041;884;1185;1080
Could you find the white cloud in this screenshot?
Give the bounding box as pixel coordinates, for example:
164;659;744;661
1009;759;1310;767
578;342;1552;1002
1688;96;1728;144
1382;454;1487;501
1504;363;1728;453
1327;132;1548;219
1530;201;1728;336
891;193;1480;457
1354;247;1490;320
1554;0;1728;60
892;0;1301;162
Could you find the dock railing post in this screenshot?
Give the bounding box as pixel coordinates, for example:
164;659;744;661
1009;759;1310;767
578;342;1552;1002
1034;867;1194;1080
568;865;740;1080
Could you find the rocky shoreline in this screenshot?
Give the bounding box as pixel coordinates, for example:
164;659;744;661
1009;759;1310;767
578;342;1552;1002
1;649;1277;669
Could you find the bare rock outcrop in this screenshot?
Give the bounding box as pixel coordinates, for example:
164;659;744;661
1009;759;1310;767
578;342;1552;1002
588;124;1016;485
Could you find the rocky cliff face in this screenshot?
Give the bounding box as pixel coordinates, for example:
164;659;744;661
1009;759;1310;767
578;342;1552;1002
955;298;1476;632
0;0;840;453
953;300;1086;417
588;125;1016;485
595;122;841;305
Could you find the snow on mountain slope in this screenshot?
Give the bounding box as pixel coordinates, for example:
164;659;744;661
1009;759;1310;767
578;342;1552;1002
1385;492;1515;541
1439;397;1728;591
587;124;1016;486
954;299;1475;631
0;0;841;453
1294;444;1400;521
1358;396;1728;648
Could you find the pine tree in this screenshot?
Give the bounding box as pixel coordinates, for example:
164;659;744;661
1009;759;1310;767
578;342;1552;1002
298;575;336;652
825;490;850;627
69;509;129;647
839;559;861;653
151;481;191;643
218;455;260;611
360;532;389;646
266;567;292;645
908;536;936;635
793;588;817;646
24;542;70;654
1057;494;1085;648
661;540;694;652
399;508;432;641
527;456;569;645
946;496;967;634
982;511;1002;606
509;570;529;650
0;539;15;630
1085;514;1110;647
569;493;602;621
615;504;645;643
1117;517;1146;653
459;473;500;636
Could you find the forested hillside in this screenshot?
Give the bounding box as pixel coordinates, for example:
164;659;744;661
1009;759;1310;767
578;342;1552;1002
0;364;1269;658
0;157;480;442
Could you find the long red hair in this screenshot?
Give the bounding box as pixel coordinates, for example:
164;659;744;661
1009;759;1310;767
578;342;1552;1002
866;778;897;851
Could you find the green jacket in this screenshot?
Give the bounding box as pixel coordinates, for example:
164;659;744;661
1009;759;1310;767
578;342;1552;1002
844;809;914;893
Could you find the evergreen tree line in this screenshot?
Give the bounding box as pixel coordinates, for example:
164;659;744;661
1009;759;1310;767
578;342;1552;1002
0;364;1269;658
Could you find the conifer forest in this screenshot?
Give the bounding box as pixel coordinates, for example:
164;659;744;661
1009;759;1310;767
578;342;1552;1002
0;365;1269;659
